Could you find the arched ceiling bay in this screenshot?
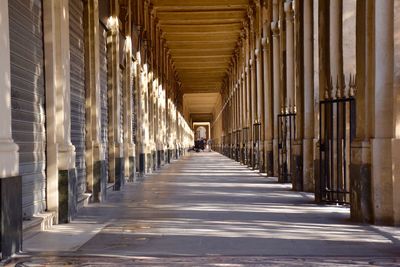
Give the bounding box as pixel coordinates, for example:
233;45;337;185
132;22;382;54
152;0;249;118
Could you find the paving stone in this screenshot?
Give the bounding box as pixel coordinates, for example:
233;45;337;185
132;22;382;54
12;152;400;266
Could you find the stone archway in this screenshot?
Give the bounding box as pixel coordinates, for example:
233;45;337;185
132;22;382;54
195;126;207;140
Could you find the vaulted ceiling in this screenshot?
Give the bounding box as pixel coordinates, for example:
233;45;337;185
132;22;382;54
151;0;249;122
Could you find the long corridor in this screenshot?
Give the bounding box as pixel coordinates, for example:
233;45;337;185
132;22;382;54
12;152;400;266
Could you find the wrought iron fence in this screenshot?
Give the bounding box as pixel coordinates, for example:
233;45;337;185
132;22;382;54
319;75;356;204
278;112;296;183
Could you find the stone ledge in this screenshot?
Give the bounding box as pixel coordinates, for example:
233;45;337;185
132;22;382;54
77;193;92;210
23;212;56;241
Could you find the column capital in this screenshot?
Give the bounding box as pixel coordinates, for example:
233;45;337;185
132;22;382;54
107;16;120;33
284;1;294;20
271;21;280;36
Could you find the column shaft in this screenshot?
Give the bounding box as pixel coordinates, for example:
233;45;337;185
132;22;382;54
372;0;394;224
84;0;106;201
43;0;76;222
303;0;314;192
271;4;280;176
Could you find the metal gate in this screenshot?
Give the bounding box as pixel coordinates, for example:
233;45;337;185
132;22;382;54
278;112;296;183
236;129;241;162
319;92;355;204
253;122;261;170
70;0;86;202
228;132;233;158
10;0;46;218
242;127;248;165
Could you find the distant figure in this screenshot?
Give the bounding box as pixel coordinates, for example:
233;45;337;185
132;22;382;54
207;139;212;152
194;138;206;152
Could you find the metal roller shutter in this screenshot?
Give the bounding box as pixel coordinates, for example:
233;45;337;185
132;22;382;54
69;0;86;201
100;24;108;181
9;0;46;218
120;68;124;145
132;68;137;145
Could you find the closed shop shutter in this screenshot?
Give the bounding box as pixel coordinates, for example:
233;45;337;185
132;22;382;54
120;68;124;145
9;0;46;218
100;24;108;181
132;68;137;145
69;0;86;200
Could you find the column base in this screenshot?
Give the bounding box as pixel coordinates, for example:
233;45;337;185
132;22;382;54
129;156;136;182
92;160;106;202
139;153;146;174
273;138;279;177
152;151;156;171
59;169;77;223
350;165;372;223
371;138;394;225
240;147;244;164
0;176;22;260
292;142;303;191
161;150;165;166
265;140;274;176
393;139;400;226
247;145;252;168
167;149;172;163
157;150;162;168
114;157;124;191
314;141;322;203
302;138;315;192
259;150;266;173
146;153;152;174
349;141;372;223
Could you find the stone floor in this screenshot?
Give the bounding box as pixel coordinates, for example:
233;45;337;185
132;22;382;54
8;152;400;266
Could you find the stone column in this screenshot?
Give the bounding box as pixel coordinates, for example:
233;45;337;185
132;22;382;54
155;25;162;168
237;54;242;162
255;2;264;172
137;50;146;174
44;0;77;223
233;79;238;161
229;75;233;158
106;1;124;189
241;59;246;164
144;45;151;172
84;0;106;202
326;0;343;196
271;0;281;176
350;0;373;223
315;0;330;202
285;0;301;188
372;0;394;225
293;0;304;191
393;1;400;226
329;0;343;87
250;18;257;169
303;0;314;192
150;71;156;170
244;29;250;163
285;1;294;110
160;37;166;164
123;2;135;182
241;40;248;164
0;0;22;258
263;5;273;176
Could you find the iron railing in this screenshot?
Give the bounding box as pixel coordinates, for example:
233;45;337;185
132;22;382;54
278;112;296;183
319;96;355;204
